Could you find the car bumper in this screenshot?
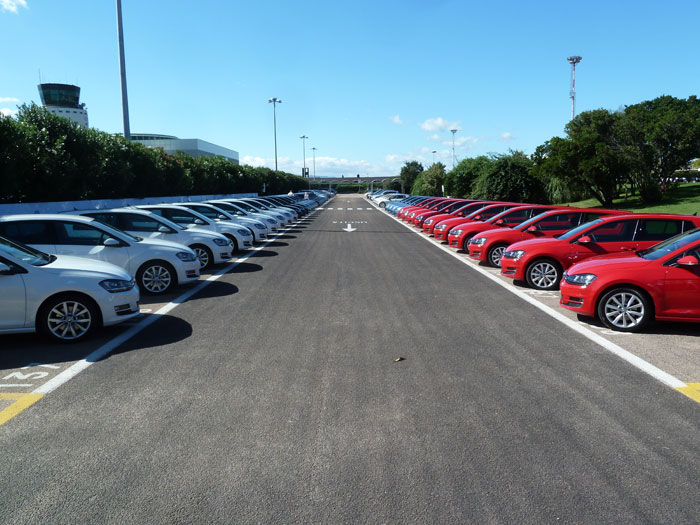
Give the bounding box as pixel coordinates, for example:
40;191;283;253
560;282;596;316
176;261;201;284
100;287;141;326
499;258;524;279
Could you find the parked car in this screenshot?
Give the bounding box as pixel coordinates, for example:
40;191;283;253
375;193;408;208
0;235;140;342
423;201;490;236
560;228;700;332
500;214;700;290
74;208;234;268
0;214;201;295
138;204;263;245
207;200;282;232
445;203;521;247
468;208;624;267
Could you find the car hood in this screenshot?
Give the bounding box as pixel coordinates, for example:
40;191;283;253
507;237;563;252
566;251;650;274
137;237;193;252
45;255;133;280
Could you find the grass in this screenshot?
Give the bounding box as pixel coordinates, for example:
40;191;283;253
562;182;700;215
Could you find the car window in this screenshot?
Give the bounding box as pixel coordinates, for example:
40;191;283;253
0;235;52;265
0;220;56;244
532;212;580;231
587;219;637;242
634;219;682;242
155;208;198;225
122;214;167;232
84;212;120;228
682;220;698;232
641;230;700;260
579;212;607;224
557;219;603;240
55;221;113;246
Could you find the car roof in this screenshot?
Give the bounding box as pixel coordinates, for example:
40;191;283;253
0;213;96;223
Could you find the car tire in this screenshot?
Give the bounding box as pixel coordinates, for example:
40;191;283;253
461;235;474;252
596;287;652;332
37;293;99;343
190;244;213;268
525;258;562;290
225;235;240;253
486;243;508;267
137;260;177;295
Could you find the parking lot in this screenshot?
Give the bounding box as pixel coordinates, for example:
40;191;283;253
2;193;700;523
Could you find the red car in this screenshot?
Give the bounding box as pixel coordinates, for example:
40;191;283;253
445;203;522;248
411;199;461;227
446;205;560;252
423;201;491;235
500;214;700;290
468;208;624;267
399;198;444;221
401;198;446;222
415;200;473;230
560;228;700;332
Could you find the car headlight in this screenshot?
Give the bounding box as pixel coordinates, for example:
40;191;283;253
99;279;136;293
213;238;229;246
503;249;525;260
237;229;251;236
266;219;275;224
417;216;424;221
563;272;597;286
451;229;463;236
254;223;265;229
435;224;447;230
176;251;197;262
470;237;487;246
425;219;434;225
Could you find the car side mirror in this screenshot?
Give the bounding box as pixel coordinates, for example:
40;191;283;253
495;219;504;225
677;255;699;266
577;235;592;244
103;238;121;247
527;226;538;232
158;226;173;233
473;215;481;220
0;262;14;275
194;219;206;225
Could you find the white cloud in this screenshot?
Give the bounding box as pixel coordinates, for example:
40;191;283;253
428;134;440;141
389;114;403;125
385;154;402;163
441;136;477;148
1;0;27;13
0;96;19;103
500;132;515;141
1;108;18;117
420;117;461;132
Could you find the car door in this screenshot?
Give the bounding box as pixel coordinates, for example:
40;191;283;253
524;211;580;240
568;219;638;264
660;243;700;319
633;219;685;250
0;256;27;329
119;213;175;241
54;220;132;270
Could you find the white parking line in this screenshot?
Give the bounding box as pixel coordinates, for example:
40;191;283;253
372;200;687;391
32;210;320;396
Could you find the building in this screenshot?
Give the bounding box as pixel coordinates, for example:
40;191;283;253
131;134;239;164
38;83;89;127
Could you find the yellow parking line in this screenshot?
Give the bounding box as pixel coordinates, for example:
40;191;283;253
676;383;700;404
0;393;44;426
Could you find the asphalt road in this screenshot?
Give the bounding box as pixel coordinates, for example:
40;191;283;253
2;194;700;524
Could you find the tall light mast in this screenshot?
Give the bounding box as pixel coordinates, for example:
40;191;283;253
450;129;458;169
567;56;582;121
116;0;130;140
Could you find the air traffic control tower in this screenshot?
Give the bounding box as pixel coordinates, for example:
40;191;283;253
38;83;89;127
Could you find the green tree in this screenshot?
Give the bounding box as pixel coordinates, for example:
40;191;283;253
400;160;424;193
471;151;546;203
412;162;446;196
444;156;491;197
620;95;700;202
533;110;627;207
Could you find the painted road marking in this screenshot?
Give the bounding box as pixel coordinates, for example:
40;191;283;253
337;208;343;210
0;393;43;426
370;199;695;401
0;209;322;426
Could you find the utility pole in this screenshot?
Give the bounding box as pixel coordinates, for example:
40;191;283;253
116;0;130;140
568;56;582;121
450;129;458;169
300;135;308;178
268;98;282;170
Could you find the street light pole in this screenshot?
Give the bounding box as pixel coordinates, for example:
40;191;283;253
300;135;308;178
450;129;458;169
268;97;282;170
311;146;317;179
115;0;130;140
431;150;437;164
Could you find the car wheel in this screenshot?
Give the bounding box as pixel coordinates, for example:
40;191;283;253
190;244;213;268
525;258;562;290
226;235;240;253
379;202;386;208
38;294;99;343
137;260;176;295
461;235;474;252
486;244;507;267
597;287;651;332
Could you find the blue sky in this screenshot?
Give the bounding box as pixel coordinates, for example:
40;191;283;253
2;0;700;178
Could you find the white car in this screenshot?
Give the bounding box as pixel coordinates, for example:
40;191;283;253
209;200;282;232
0;235;140;342
237;198;294;224
74;208;234;269
138;204;263;245
0;214;200;295
374;193;408;208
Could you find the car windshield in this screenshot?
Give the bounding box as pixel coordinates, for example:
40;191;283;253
0;235;53;266
555;219;602;240
638;228;700;260
88;219;140;242
516;212;550;231
235;202;258;212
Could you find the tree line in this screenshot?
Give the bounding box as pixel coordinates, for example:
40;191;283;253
0;104;308;203
396;95;700;206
